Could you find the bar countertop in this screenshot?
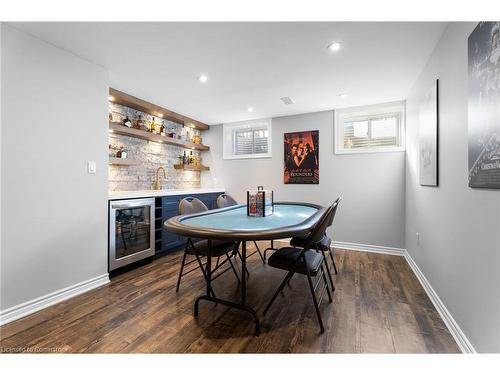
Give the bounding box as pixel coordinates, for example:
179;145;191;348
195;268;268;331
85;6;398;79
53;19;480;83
108;187;226;200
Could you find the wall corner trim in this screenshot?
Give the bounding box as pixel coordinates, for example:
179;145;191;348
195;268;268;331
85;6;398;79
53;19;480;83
329;240;476;353
0;274;110;326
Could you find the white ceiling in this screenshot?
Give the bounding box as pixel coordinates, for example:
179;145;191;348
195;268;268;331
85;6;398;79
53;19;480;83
10;22;447;125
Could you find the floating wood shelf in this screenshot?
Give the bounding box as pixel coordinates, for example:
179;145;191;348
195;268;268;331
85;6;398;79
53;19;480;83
109;88;209;131
109;157;141;166
174;164;210;172
109;122;210;151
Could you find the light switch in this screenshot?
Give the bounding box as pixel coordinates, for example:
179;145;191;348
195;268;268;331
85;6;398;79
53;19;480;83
87;161;97;174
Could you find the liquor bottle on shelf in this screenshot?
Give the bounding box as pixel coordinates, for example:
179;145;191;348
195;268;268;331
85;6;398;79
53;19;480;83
183;151;187;165
150;117;157;133
123;116;132;128
189;151;193;165
108;144;115;158
135;114;145;130
160;121;166;136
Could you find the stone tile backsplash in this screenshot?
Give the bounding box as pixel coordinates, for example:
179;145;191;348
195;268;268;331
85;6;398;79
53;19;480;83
108;103;202;191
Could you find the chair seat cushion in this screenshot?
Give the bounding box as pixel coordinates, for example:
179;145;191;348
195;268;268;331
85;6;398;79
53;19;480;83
267;247;323;276
187;239;236;257
290;234;331;251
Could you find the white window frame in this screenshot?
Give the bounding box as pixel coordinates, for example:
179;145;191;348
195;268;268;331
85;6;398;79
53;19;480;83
334;101;406;154
223;118;272;159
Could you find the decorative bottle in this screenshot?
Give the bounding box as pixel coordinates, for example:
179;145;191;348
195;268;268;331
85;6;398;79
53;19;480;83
150;117;157;133
160;121;166;136
123;116;132;128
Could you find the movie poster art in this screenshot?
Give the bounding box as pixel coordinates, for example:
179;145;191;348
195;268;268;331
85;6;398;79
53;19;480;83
284;130;319;184
468;22;500;189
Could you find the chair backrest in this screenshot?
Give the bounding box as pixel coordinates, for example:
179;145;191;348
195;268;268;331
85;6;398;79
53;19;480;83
327;197;342;227
301;203;336;250
179;197;208;215
216;194;238;209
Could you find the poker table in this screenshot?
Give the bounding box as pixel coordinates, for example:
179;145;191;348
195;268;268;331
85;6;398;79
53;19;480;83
165;202;325;335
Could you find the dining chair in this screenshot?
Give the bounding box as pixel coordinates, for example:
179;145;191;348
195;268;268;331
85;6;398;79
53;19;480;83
216;194;266;265
290;197;341;287
263;203;336;333
175;197;240;296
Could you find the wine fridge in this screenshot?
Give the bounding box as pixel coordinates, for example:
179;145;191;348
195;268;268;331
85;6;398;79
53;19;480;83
108;198;155;271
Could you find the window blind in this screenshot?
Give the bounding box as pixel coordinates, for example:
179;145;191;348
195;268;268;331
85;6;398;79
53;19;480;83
234;128;269;155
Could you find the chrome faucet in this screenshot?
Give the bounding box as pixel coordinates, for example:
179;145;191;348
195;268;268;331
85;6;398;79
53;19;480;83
153;166;167;190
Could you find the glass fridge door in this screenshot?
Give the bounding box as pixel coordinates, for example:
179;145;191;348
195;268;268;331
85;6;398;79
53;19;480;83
115;205;151;259
109;198;155;271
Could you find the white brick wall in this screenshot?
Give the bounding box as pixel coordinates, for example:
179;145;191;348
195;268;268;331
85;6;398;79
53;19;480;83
108;103;202;191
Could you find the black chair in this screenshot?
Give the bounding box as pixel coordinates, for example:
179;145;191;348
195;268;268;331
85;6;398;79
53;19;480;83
263;203;337;333
290;197;341;287
216;194;266;264
175;197;240;295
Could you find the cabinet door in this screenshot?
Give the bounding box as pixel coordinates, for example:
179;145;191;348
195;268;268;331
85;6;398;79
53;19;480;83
162;200;185;251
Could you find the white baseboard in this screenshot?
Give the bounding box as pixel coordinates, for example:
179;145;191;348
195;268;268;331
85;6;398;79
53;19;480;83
403;251;476;353
331;240;406;256
280;239;475;353
0;274;110;326
274;239;405;257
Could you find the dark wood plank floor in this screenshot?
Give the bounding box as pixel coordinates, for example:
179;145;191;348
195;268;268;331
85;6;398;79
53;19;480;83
0;242;460;353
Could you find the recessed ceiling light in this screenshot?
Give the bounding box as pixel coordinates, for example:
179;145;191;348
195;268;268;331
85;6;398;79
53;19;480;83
108;95;114;101
339;93;348;98
328;42;342;52
247;107;254;113
158;113;163;118
198;74;208;83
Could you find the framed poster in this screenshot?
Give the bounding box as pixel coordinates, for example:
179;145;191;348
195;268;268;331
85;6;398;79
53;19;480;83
284;130;319;184
419;79;439;186
468;22;500;189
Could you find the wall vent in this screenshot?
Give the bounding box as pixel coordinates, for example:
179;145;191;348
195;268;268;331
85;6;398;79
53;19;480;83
280;96;295;105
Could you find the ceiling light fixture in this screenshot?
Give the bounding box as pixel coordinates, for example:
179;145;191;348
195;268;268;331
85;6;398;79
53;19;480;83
108;95;114;101
247;107;254;113
198;74;208;83
328;42;342;52
158;113;163;118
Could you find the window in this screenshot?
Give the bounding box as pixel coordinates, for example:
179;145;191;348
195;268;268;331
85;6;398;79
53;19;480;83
223;119;272;159
335;101;405;154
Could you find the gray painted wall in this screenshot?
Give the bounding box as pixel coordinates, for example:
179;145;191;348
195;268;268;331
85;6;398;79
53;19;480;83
406;22;500;352
202;110;406;248
1;25;109;310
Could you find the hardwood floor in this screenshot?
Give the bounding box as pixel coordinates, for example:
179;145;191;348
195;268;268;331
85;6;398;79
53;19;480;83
0;242;460;353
